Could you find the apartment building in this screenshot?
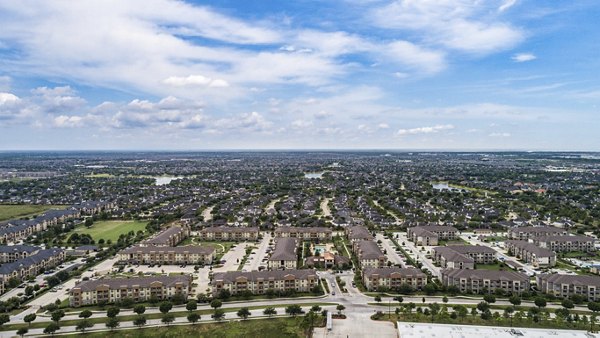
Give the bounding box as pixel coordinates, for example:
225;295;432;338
407;225;458;246
142;226;189;247
268;237;298;270
507;226;567;240
505;240;556;267
432;245;496;269
69;275;192;307
362;267;427;291
345;226;373;242
0;245;41;263
199;226;259;241
532;235;595;253
211;269;318;296
432;247;474;269
441;268;530;294
353;240;386;268
274;227;332;241
0;248;65;280
537;274;600;301
118;245;215;265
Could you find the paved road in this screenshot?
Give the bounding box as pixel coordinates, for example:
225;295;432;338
247;233;271;271
395;232;441;278
375;233;406;268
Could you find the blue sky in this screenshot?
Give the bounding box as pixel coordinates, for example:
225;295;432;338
0;0;599;150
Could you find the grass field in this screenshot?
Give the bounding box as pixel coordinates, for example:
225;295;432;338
70;220;148;242
0;204;67;222
71;318;312;338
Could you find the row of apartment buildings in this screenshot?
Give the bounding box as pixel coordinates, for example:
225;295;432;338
69;275;192;307
274;227;332;241
432;245;496;269
507;226;595;253
211;269;318;296
0;247;65;281
407;225;459;246
504;240;556;267
362;267;427;291
199;226;259;241
0;201;116;243
441;268;530;294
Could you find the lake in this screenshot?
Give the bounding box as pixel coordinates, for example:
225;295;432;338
432;182;462;192
155;176;183;185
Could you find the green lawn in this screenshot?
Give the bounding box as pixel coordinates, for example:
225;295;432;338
475;262;507;271
78;317;315;338
70;220;148;242
0;204;67;222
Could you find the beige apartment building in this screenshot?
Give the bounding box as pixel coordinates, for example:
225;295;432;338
211;269;318;296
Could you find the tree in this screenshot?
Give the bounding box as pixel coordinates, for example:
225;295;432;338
133;315;147;328
76;319;93;333
106;306;120;318
159;301;173;314
477;301;490;313
0;314;10;327
534;297;547;310
453;305;467;322
588;302;600;332
483;294;496;304
336;304;346;315
264;307;277;317
79;309;93;319
509;295;521;309
23;313;36;327
17;327;28;338
186;300;198;312
442;296;448;304
134;304;146;315
562;299;575;309
105;317;120;331
286;304;303;317
374;295;382;303
162;313;175;326
44;322;60;336
428;303;440;323
51;310;65;324
237;307;251;320
212;308;225;321
210;299;222;309
311;305;322;313
187;312;200;324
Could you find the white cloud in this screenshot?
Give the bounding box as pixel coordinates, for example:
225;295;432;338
163;75;229;88
53;115;84;128
499;0;518;12
489;132;511;137
370;1;523;54
378;123;389;129
0;92;20;105
396;124;454;136
512;53;537;62
387;41;445;74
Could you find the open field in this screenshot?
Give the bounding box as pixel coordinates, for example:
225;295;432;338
0;204;67;222
70;220;148;242
79;317;315;338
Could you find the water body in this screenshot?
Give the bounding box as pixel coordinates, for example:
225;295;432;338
155;176;183;185
304;172;325;179
432;182;461;192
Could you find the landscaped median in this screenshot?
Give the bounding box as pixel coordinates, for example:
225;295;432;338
1;302;337;331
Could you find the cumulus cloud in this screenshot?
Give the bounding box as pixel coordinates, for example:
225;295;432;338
396;124;454;136
53;115;84;128
512;53;537;62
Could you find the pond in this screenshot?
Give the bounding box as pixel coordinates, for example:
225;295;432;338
155;176;183;185
432;182;462;192
304;172;325;179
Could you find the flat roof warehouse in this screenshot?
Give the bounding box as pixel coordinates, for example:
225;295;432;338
397;322;595;338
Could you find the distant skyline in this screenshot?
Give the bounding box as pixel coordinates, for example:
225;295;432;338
0;0;599;151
